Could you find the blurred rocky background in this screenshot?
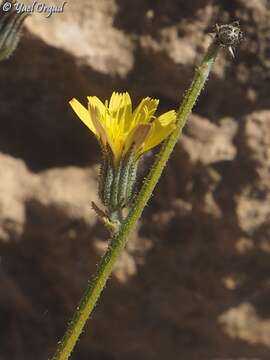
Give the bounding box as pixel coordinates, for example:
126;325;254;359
0;0;270;359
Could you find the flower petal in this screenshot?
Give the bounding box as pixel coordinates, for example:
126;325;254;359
124;124;151;156
88;103;116;155
109;92;121;113
87;96;107;118
108;92;133;135
88;104;106;145
69;98;97;135
132;97;159;127
141;110;176;154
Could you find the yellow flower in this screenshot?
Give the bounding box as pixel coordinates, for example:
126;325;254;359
69;92;176;164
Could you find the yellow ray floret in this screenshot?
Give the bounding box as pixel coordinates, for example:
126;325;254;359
69;92;176;164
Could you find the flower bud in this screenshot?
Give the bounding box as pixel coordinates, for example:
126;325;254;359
0;1;28;61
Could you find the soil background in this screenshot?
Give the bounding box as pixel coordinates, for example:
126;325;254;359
0;1;270;359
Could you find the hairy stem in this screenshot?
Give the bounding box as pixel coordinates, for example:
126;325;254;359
51;40;220;360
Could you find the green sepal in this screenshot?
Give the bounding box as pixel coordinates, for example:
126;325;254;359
110;158;122;212
125;159;138;205
98;147;114;208
0;3;28;61
118;150;138;208
98;147;139;215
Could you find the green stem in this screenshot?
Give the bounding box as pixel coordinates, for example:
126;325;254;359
51;41;219;360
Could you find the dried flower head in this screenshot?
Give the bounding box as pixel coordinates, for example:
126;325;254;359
214;21;243;57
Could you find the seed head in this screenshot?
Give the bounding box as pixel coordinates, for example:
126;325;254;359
214;21;243;57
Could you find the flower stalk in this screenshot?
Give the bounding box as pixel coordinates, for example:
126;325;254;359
51;22;241;360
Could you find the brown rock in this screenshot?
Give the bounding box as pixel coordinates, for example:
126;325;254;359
0;1;270;360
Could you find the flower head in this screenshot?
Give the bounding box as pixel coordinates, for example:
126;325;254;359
69;92;176;214
69;92;176;164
